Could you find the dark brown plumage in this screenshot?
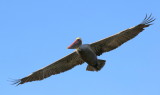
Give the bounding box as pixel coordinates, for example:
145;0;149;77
90;14;155;55
13;52;84;85
14;14;155;85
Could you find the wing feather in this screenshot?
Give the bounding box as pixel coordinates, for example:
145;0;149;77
91;14;155;56
14;51;84;85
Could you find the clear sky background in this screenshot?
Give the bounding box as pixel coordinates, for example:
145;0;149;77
0;0;160;95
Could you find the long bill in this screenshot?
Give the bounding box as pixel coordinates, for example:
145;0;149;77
67;37;82;49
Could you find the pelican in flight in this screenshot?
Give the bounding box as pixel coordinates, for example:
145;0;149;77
14;14;155;85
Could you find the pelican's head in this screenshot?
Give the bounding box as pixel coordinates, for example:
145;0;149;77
67;37;82;49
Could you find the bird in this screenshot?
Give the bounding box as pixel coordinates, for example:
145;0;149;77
13;14;155;85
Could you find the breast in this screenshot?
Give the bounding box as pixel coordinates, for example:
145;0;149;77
77;44;97;65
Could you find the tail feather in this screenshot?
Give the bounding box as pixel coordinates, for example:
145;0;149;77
97;59;105;70
86;59;106;71
86;65;97;71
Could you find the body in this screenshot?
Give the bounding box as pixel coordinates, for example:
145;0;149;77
77;44;97;67
75;44;105;71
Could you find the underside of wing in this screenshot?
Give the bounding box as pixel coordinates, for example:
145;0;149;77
91;14;155;56
14;52;84;85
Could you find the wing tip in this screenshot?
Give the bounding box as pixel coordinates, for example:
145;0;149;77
11;79;22;86
141;14;156;25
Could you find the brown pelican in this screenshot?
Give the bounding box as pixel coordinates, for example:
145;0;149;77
14;14;155;85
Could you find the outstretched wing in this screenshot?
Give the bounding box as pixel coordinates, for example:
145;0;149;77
90;14;155;56
14;51;84;85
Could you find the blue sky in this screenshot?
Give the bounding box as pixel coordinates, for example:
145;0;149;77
0;0;160;95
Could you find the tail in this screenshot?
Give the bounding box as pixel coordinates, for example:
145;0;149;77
86;59;106;71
